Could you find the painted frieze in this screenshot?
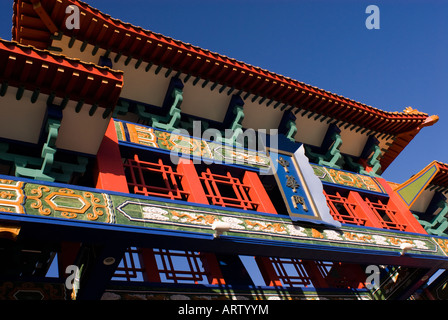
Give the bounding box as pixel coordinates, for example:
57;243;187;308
24;184;113;223
114;120;271;170
0;179;25;214
311;164;386;194
115;119;387;195
0;176;444;258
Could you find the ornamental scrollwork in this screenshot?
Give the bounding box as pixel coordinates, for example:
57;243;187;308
28;186;51;216
84;192;106;221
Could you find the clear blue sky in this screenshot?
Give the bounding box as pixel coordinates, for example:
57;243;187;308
1;0;447;184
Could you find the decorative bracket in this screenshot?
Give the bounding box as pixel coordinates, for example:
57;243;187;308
0;106;88;183
278;110;298;142
413;192;448;237
345;136;381;177
305;123;344;169
135;77;183;131
219;95;245;146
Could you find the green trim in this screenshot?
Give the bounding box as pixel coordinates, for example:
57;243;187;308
284;118;297;142
112;99;129;117
218;103;244;146
136;86;183;132
416;200;448;236
305;131;344;169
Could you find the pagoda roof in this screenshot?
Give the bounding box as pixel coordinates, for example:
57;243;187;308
0;37;123;108
12;1;436;130
11;0;438;170
430;161;448;189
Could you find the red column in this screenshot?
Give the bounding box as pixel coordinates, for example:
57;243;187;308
376;177;427;234
302;260;330;288
324;263;366;289
176;158;209;204
139;248;161;282
254;256;283;287
94;119;129;193
200;252;226;285
175;159;227;284
58;242;81;279
243;171;277;214
347;191;384;229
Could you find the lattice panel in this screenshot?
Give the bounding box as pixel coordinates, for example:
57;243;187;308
153;249;210;284
123;154;189;201
364;197;407;231
269;257;313;287
324;190;367;226
113;247;145;282
199;168;259;211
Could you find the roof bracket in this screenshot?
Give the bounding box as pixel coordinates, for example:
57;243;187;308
304;123;344;169
217;95;245;147
0;105;89;183
278;110;298;142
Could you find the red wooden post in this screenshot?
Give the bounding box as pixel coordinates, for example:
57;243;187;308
377;177;427;234
176;158;209;204
302;260;330;288
58;242;81;278
243;171;277;214
94;119;129;193
200;252;226;285
347;191;384;229
138;248;162;283
254;256;283;287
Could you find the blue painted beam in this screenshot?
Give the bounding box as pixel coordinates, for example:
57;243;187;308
2;211;448;270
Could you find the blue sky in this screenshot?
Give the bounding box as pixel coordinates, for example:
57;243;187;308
0;0;447;184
